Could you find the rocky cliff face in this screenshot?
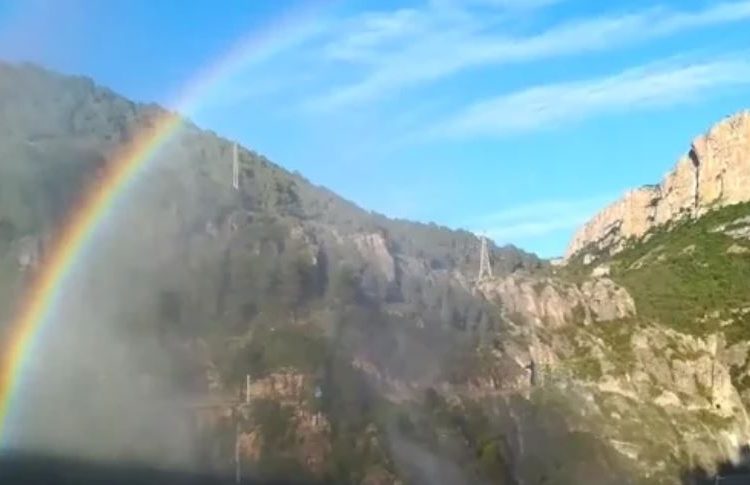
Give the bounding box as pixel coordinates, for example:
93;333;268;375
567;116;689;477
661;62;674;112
478;273;635;328
567;111;750;259
473;272;750;481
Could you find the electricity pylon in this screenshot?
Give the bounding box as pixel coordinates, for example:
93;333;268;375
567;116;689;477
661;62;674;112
477;233;493;281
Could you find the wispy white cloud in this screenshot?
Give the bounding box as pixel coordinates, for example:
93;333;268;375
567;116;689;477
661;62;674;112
319;8;427;65
305;1;750;111
425;55;750;139
452;0;566;9
470;195;614;241
650;1;750;33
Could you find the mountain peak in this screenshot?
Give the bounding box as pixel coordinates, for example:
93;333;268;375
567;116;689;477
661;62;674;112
566;109;750;260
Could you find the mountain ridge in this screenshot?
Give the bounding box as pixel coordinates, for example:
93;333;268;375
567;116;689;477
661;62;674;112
0;59;540;274
566;110;750;261
0;60;553;482
5;60;750;484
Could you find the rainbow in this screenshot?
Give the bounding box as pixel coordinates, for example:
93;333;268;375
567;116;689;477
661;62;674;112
0;2;331;443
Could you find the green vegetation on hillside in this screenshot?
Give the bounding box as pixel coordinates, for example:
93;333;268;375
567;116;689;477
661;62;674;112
609;202;750;336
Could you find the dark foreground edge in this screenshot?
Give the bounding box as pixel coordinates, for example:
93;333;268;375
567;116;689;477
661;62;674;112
0;451;325;485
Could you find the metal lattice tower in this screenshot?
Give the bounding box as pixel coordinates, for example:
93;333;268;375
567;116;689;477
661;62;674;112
477;234;493;281
232;142;239;190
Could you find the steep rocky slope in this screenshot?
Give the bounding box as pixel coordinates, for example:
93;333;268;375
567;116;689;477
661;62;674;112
553;109;750;481
3;61;750;484
0;62;557;483
548;118;750;481
566;111;750;260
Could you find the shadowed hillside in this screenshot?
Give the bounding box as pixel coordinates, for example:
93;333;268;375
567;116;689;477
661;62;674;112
0;62;552;483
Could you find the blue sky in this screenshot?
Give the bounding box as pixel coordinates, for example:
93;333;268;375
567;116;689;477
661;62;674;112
1;0;750;257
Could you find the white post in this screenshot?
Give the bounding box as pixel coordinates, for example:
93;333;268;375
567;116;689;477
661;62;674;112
235;418;241;484
245;374;251;404
232;143;239;190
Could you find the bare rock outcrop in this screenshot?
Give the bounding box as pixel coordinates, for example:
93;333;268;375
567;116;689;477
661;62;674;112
247;370;310;404
351;232;396;282
567;111;750;259
477;274;635;327
579;279;635;323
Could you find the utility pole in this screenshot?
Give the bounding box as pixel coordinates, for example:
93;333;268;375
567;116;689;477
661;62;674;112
235;373;251;483
526;359;537;387
232;142;239;190
477;234;493;282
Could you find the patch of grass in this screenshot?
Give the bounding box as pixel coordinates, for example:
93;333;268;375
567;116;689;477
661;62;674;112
724;217;750;232
568;356;603;381
554;320;636;378
588;320;637;374
589;320;633;353
729;365;750;393
723;310;750;347
556;262;592;286
229;325;328;381
478;440;510;481
252;398;295;452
